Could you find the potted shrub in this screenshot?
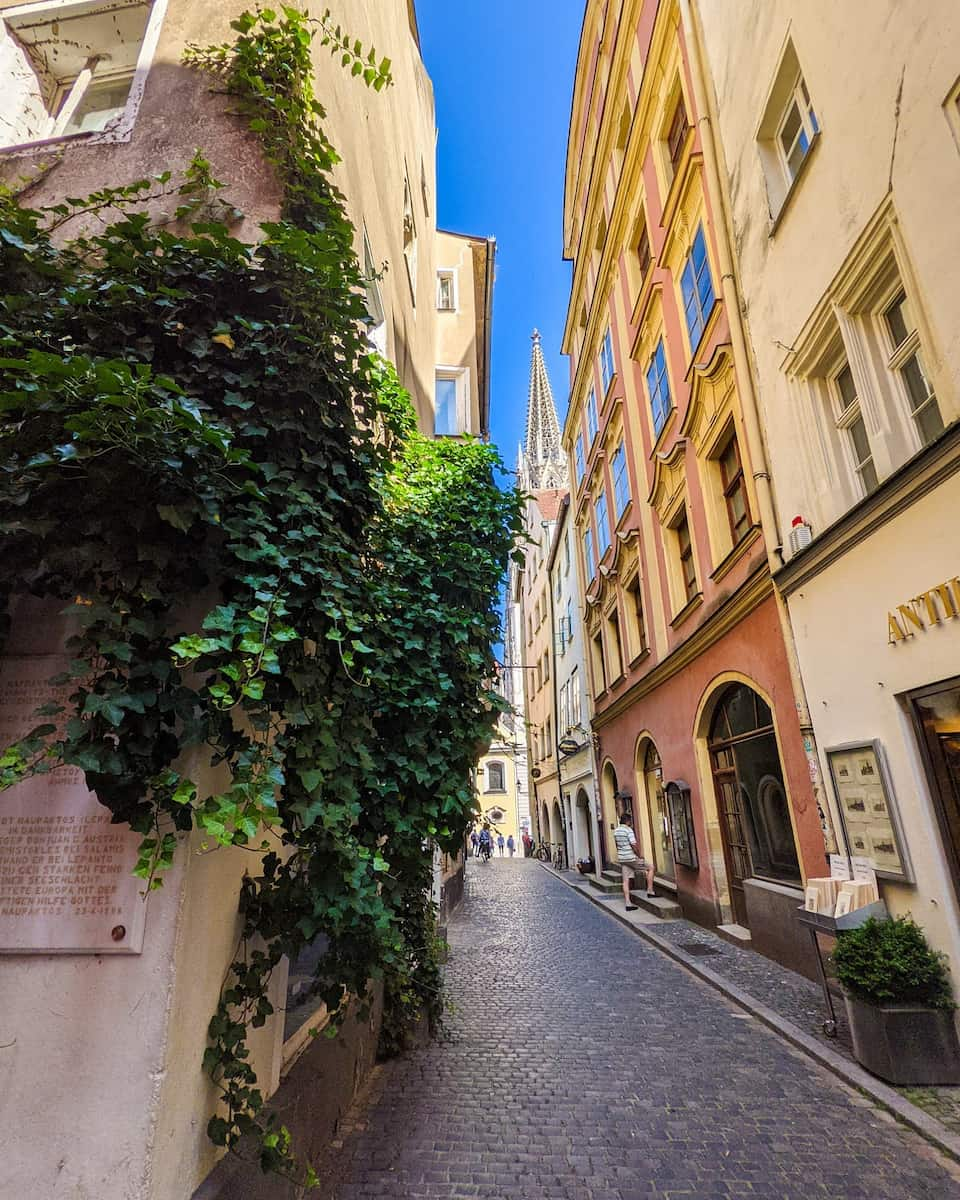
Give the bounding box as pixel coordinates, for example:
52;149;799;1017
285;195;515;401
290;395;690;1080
833;915;960;1085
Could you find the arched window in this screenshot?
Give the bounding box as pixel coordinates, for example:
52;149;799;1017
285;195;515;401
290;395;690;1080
709;684;800;925
485;761;505;793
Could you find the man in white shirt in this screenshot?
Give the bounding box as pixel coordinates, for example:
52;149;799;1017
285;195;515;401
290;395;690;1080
612;812;656;911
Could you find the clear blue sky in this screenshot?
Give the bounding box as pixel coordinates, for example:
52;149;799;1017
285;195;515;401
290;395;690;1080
417;0;584;469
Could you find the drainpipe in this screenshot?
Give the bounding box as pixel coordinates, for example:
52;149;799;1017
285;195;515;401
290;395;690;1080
678;0;838;860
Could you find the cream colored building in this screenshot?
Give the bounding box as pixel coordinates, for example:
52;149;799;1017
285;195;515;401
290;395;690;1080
690;0;960;978
475;717;523;850
0;2;492;1197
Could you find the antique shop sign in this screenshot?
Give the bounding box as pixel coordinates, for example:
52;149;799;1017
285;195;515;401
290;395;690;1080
0;655;147;954
888;576;960;643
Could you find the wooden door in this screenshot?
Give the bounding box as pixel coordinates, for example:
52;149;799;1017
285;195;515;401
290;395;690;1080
712;748;751;927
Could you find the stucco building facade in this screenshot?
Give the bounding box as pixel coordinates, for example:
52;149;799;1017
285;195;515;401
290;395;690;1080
561;0;831;958
691;0;960;981
0;2;493;1197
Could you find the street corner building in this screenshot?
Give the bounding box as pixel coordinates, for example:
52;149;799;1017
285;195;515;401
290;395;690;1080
692;0;960;981
559;0;833;971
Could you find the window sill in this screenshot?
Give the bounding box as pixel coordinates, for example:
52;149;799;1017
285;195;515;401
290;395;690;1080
768;130;822;237
0;128;100;156
709;525;762;584
614;501;634;533
650;406;678;459
659;135;696;232
601;373;618;411
607;670;627;691
630;264;656;327
669;591;703;629
685;301;722;371
483;789;507;795
627;647;651;671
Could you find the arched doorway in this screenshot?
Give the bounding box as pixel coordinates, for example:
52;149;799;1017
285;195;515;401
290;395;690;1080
708;683;800;927
574;788;594;865
552;799;567;865
599;761;620;866
638;740;674;882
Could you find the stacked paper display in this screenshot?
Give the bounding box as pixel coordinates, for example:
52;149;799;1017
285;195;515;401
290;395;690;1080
834;878;879;917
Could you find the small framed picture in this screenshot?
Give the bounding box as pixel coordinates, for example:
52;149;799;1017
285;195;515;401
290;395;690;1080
825;741;912;883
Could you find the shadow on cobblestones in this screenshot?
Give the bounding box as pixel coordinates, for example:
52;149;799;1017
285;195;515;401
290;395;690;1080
323;859;960;1200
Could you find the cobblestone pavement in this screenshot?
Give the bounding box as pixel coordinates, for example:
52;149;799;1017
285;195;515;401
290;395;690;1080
326;859;960;1199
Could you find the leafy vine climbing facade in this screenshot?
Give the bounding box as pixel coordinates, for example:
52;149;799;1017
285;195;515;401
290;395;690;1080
0;3;517;1197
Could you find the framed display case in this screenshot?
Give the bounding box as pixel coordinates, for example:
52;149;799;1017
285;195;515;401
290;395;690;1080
665;779;698;870
825;741;913;883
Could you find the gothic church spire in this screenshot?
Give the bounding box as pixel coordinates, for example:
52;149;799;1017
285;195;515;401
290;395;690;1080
521;329;568;491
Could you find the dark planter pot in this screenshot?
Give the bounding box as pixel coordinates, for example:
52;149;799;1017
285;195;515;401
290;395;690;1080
576;858;595;875
844;992;960;1085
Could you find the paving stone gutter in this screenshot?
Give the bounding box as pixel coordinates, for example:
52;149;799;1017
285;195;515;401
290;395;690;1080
544;862;960;1165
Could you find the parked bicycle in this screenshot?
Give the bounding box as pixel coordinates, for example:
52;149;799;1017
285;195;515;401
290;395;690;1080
533;841;551;862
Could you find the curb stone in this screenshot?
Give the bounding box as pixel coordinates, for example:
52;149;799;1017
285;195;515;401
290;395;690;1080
541;861;960;1167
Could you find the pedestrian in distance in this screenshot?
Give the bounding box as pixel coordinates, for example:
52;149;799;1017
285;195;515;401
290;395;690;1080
613;812;656;911
507;834;515;857
470;830;480;857
522;831;533;857
497;833;505;856
478;827;492;861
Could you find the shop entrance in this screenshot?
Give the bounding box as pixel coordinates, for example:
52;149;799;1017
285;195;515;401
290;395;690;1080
708;683;800;927
599;761;620;867
639;741;674;881
911;677;960;902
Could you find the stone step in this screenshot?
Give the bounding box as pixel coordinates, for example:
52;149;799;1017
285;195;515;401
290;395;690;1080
587;874;621;894
628;890;682;920
717;922;752;947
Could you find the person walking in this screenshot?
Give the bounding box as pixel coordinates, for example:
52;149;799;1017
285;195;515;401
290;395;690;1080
522;831;533;857
496;833;506;856
613;812;655;911
506;834;515;857
470;830;480;857
478;827;492;861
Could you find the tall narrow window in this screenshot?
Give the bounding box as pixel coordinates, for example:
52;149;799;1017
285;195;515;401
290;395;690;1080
434;374;460;436
595;489;610;558
636;219;651;281
600;328;615;394
625;576;647;659
681;225;716;350
591;630;607;693
676;513;698;604
563;533;571;574
436;270;455;311
666;91;689;176
586;387;599;443
611;441;630;517
718;436;751;545
606;608;623;680
559;679;570;733
485;761;505;792
574;434;585;484
583;527;596;581
777;74;819;183
833;364;878;495
569;666;581;725
646;339;672;436
884;291;943;447
565;598;574;645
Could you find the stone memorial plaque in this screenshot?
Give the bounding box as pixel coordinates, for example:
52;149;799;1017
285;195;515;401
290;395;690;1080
0;654;147;954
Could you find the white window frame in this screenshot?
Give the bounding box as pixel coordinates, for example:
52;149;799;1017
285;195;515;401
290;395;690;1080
775;72;819;184
882;291;943;450
595;488;610;558
434;366;469;437
436;268;457;312
611;440;630;517
0;0;169;154
830;362;877;497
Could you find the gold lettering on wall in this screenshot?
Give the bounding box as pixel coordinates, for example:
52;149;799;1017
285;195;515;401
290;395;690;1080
888;575;960;644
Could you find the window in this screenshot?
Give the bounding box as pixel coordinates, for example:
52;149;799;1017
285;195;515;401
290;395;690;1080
611;442;630;517
595;489;611;558
403;175;418;300
527;616;533;645
569;666;581;726
666;91;689;176
777;73;819;183
574;434;585;484
884;291;943;447
600;328;615;394
591;630;606;694
544;717;552;757
636;219;651;281
543;650;550;684
832;364;878;495
606;608;623;681
676;512;698;604
680;225;716;350
718;436;751;545
563;533;571;575
586;388;599;443
583;527;596;582
559;678;570;734
485;761;505;793
625;576;647;659
434;372;464;436
0;0;164;151
362;227;385;340
758;42;820;219
565;598;574;646
436;270;455;311
646;339;672;436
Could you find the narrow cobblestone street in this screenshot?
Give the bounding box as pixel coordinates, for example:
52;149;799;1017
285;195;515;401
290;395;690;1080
326;859;960;1200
